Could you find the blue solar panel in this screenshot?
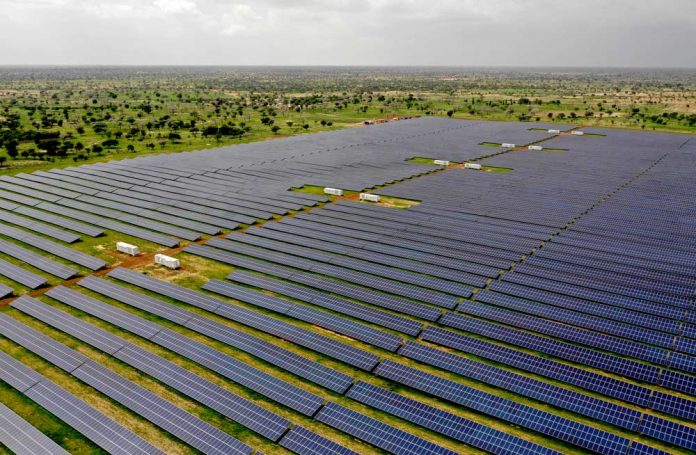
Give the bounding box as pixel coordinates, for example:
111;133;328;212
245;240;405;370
227;270;423;336
11;296;292;442
279;426;359;455
82;273;354;394
316;402;458;455
439;311;662;383
0;402;69;455
347;381;561;455
374;360;632;454
204;278;403;351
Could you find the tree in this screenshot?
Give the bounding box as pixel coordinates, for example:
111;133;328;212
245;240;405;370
0;156;7;166
446;110;454;118
271;125;280;134
286;121;293;128
302;124;309;130
127;144;135;152
5;139;19;158
37;139;60;156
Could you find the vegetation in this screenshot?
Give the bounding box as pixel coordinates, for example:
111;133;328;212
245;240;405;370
1;67;694;175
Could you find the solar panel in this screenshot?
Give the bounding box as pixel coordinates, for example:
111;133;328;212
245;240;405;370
204;279;403;352
0;257;48;289
279;426;359;455
439;311;662;383
0;313;88;372
0;228;107;270
316;402;458;455
207;237;464;306
374;360;632;454
45;286;325;417
0;351;44;393
72;360;254;455
227;270;423;336
638;413;696;451
0;239;78;280
12;205;105;237
83;273;354;394
397;341;643;430
0;402;69;455
459;297;669;365
347;381;561;455
24;381;164;455
113;343;292;441
0;283;12;299
0;209;81;243
0;333;163;455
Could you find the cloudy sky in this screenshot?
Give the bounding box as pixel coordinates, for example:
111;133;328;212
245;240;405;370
1;0;694;67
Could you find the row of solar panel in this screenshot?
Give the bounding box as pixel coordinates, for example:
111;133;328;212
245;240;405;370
515;262;692;306
474;289;678;349
184;243;444;321
36;282;554;455
116;268;696;451
222;232;481;294
195;235;696;380
181;239;696;403
0;349;162;455
420;325;696;422
260;219;505;276
278;215;521;266
0;220;106;270
205;237;464;307
285;213;523;263
329;201;554;238
319;202;548;244
246;225;498;282
296;210;536;256
1;298;381;455
461;296;674;364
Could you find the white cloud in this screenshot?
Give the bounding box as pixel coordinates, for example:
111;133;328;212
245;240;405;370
0;0;693;66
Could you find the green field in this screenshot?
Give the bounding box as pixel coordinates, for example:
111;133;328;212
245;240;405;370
1;67;694;175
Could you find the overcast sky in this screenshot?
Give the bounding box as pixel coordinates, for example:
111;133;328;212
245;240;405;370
1;0;694;67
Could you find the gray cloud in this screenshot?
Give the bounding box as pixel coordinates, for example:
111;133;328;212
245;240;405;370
0;0;694;66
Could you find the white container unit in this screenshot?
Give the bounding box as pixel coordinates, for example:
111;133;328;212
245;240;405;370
323;187;344;196
528;145;544;151
155;254;180;269
501;143;516;148
571;131;585;136
464;163;482;170
548;129;561;134
116;242;140;256
359;193;381;202
433;159;450;166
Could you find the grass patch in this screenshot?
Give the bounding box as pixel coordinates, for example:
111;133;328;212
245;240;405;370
481;166;513;173
371;195;421;209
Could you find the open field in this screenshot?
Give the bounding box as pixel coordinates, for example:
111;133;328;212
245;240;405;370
1;67;694;176
0;110;695;455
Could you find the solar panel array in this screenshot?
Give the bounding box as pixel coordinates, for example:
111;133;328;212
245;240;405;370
2;119;695;454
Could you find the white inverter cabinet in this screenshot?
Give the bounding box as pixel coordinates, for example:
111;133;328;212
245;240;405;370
464;163;482;170
528;145;544;151
155;254;180;269
359;193;380;202
433;159;450;166
548;129;561;134
501;143;516;148
571;131;585;136
323;187;344;196
116;242;140;256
